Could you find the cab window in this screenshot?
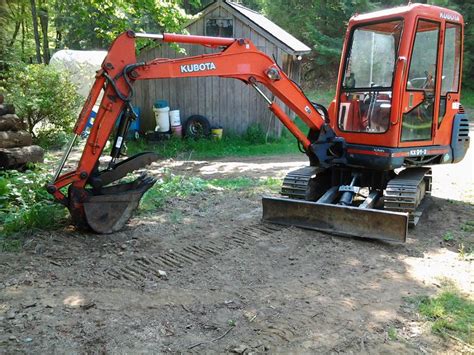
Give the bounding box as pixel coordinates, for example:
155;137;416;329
339;20;403;134
402;20;440;142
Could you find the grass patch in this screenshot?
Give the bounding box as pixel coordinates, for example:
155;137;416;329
127;134;302;160
208;176;281;190
139;174;208;212
443;231;454;242
139;172;281;213
387;327;398;341
407;286;474;345
461;220;474;233
0;165;68;251
458;243;474;261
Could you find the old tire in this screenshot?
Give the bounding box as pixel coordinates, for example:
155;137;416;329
184;115;211;139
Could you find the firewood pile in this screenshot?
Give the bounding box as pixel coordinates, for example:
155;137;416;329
0;94;44;169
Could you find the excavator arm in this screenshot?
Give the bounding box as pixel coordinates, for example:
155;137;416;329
47;31;346;233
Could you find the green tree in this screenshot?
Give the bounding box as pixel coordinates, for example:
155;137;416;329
0;64;81;138
263;0;373;86
0;0;196;71
53;0;193;50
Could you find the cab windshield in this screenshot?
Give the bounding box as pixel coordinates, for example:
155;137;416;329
343;20;403;90
338;20;403;134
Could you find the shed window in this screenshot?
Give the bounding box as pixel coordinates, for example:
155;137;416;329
206;18;233;37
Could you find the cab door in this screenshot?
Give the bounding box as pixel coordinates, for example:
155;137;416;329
399;19;441;147
434;22;462;146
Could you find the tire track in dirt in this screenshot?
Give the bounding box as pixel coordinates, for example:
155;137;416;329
104;223;288;286
237;290;371;352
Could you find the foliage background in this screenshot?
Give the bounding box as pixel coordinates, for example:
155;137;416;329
1;0;472;90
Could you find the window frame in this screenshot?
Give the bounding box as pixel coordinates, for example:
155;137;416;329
440;21;462;96
405;18;441;93
337;18;404;134
341;18;405;93
438;21;462;127
401;18;442;142
205;18;234;38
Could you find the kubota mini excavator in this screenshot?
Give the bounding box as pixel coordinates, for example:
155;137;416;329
47;3;470;242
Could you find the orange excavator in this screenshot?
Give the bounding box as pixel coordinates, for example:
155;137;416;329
47;4;469;242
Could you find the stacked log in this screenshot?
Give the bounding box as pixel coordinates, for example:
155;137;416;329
0;95;44;169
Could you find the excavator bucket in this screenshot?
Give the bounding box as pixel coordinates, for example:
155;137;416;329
81;175;156;234
262;196;408;243
78;153;160;233
63;153;160;234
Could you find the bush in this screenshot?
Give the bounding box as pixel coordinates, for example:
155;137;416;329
243;123;266;144
0;64;81;142
36;129;71;150
0;165;68;249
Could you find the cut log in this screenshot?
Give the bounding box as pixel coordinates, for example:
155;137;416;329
0;130;33;148
0;114;26;131
0;145;44;168
0;104;15;116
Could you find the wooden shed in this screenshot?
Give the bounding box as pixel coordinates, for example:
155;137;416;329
133;0;311;136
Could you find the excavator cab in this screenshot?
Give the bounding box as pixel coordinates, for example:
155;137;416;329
330;4;468;169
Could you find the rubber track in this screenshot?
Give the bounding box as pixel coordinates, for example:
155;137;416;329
384;167;432;226
280;166;319;200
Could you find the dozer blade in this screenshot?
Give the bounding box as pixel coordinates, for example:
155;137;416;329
82;175;156;234
262;196;408;243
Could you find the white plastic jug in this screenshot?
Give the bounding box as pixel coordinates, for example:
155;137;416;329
153;106;170;132
169;110;181;127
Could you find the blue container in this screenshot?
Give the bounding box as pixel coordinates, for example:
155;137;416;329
154;100;169;109
129;107;141;133
85;106;141;139
86;109;97;130
119;106;141;139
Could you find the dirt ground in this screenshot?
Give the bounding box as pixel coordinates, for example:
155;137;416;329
1;132;473;353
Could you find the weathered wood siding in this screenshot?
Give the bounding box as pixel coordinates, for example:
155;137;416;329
134;4;301;136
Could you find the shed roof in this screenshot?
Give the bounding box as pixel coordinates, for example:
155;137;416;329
188;0;311;56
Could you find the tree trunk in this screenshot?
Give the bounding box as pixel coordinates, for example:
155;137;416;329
9;21;21;47
55;29;62;49
21;17;25;61
39;7;49;64
0;145;44;168
0;0;7;73
30;0;42;64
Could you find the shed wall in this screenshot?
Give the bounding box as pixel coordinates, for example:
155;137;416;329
134;4;300;136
